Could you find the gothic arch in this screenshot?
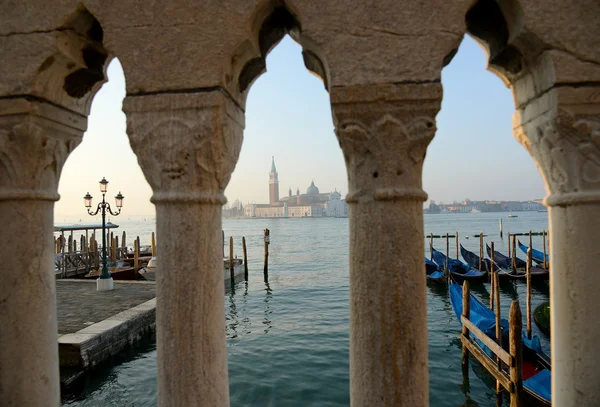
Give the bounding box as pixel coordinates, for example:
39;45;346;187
31;4;113;116
228;1;331;105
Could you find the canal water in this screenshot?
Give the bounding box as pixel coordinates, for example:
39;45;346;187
61;212;550;406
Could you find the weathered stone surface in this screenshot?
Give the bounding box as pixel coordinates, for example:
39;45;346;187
1;1;599;406
332;83;441;406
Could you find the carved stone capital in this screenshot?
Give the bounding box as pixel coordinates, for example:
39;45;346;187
123;91;244;204
514;86;600;206
331;83;442;203
0;98;86;201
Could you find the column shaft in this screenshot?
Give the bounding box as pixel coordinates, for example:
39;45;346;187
549;205;600;406
0;98;84;406
124;91;244;406
0;201;59;406
332;83;441;406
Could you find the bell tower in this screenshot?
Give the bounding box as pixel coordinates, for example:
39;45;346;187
269;156;279;205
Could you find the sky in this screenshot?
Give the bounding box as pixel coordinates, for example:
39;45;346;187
55;35;546;221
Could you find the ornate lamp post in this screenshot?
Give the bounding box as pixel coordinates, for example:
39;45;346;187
84;177;124;291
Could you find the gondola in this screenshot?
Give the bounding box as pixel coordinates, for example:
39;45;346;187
449;283;551;405
485;244;549;280
459;244;492;272
518;240;550;266
425;257;446;284
486;244;527;270
431;247;488;283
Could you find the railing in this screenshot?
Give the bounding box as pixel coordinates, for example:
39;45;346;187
460;280;523;407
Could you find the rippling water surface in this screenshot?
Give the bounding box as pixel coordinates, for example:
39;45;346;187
62;212;550;406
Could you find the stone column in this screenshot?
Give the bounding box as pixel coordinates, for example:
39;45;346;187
0;98;84;406
124;91;243;406
514;86;600;407
331;83;441;406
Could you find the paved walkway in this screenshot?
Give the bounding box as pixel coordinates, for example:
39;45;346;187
56;279;156;335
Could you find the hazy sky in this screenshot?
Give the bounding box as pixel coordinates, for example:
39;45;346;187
55;35;545;221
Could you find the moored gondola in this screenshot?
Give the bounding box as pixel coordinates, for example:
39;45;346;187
449;283;551;405
431;247;487;283
518;240;550;267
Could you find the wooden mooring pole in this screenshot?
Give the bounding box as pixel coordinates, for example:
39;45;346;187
542;229;547;270
511;234;517;272
494;254;502;395
151;232;156;257
499;218;503;238
479;232;483;273
507;232;511;259
242;236;248;280
445;232;449;273
229;236;234;281
490;242;495;310
456;231;459;259
526;248;532;339
134;238;139;272
430;233;433;260
509;301;523;407
264;228;270;276
461;280;470;374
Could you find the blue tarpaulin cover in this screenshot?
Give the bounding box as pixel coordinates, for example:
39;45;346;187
524;369;551;403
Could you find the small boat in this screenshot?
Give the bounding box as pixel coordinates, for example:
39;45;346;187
486;244;527;269
425;257;446;284
518;240;550;266
449;284;551;405
460;244;492;272
486;244;549;280
431;248;488;283
508;214;518;218
84;261;144;280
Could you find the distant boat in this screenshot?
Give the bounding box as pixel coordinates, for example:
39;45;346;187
508;214;518;218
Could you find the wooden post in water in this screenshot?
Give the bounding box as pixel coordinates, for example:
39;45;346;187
137;236;141;256
229;236;235;281
68;234;73;253
526;248;532;339
112;237;117;262
94;238;99;270
151;232;156;257
511;235;517;272
507;232;511;259
73;239;77;253
264;228;270;276
490;242;496;310
430;233;434;260
494;254;502;395
542;229;547;270
134;238;139;272
445;232;449;273
122;231;126;250
242;236;248;280
461;280;470;373
479;232;483;273
456;231;459;259
499;218;503;238
509;301;523;407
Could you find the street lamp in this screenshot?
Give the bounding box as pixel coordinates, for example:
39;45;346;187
84;177;124;291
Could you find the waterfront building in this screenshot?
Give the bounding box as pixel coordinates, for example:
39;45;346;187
243;158;348;218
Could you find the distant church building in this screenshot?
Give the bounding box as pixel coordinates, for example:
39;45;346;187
244;157;348;218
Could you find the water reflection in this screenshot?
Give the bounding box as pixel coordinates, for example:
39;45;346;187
263;280;273;334
225;280;250;339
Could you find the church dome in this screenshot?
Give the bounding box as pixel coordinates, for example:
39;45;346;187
306;181;320;195
330;189;341;199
